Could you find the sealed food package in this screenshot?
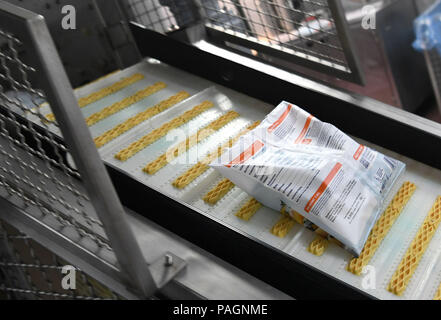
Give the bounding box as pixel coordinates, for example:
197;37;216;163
210;101;405;256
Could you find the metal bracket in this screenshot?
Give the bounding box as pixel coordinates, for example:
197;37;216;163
149;252;186;290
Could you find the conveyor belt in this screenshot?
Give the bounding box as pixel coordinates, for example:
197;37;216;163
33;59;441;300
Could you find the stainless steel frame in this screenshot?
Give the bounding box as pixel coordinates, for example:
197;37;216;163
0;0;182;298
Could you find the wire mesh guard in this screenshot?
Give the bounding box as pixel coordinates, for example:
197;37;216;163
0;22;117;293
125;0;192;33
202;0;349;70
0;220;120;300
123;0;358;79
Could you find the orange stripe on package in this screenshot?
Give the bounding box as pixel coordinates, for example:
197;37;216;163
304;162;342;213
226;140;265;168
210;101;405;256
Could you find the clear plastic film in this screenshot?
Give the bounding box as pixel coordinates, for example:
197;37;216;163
413;0;441;54
210;102;405;256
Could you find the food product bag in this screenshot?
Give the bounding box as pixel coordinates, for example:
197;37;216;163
210;101;405;256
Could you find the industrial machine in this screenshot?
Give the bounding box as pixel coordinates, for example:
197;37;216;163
1;0;441;300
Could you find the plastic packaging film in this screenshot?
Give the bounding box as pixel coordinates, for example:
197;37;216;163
210;101;406;256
